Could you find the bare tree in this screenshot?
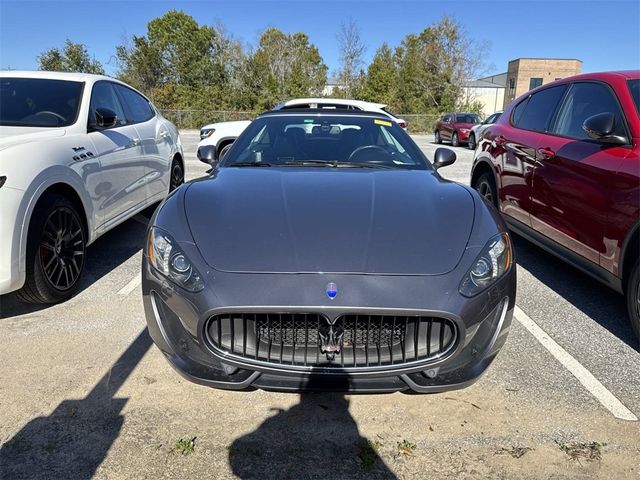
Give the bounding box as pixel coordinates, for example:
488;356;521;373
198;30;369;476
336;19;366;98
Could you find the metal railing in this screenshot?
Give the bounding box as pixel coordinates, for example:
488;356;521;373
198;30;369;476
160;109;440;133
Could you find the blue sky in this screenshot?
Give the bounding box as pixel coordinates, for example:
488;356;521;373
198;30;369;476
0;0;638;78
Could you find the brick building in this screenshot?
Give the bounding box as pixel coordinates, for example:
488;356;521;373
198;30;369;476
503;58;582;108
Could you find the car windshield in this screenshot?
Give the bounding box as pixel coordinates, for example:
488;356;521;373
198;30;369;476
628;79;640;118
0;78;84;127
456;114;481;124
222;114;429;170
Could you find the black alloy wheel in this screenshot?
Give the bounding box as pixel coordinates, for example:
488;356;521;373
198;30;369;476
626;260;640;340
475;172;498;208
40;207;85;291
170;158;184;192
16;193;86;304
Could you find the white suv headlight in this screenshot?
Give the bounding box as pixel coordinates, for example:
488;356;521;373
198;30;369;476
200;128;215;140
147;227;205;292
459;233;512;297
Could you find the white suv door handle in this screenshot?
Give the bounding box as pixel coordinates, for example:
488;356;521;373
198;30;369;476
128;138;141;147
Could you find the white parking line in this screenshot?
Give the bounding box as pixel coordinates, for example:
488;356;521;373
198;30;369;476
117;274;141;296
514;305;638;421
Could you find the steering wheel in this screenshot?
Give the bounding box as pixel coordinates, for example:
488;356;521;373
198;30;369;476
31;111;66;123
347;145;395;164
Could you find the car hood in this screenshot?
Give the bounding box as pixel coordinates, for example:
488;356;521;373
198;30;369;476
0;126;66;151
201;119;252;131
184;168;475;275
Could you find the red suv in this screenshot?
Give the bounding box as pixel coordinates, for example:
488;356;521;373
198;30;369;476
435;112;482;147
471;71;640;338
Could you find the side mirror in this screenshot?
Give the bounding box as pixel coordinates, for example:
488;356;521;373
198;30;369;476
433;147;456;170
582;112;627;145
196;145;219;167
95;108;117;129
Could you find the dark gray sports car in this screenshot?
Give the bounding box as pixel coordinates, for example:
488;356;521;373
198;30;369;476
142;110;516;393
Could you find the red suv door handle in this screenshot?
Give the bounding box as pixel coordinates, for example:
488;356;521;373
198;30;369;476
537;147;556;159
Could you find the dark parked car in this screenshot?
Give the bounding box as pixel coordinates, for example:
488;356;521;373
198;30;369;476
143;110;516;392
471;70;640;338
435;112;482;147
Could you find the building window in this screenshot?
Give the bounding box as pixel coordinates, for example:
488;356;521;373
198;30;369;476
509;78;516;96
529;77;543;90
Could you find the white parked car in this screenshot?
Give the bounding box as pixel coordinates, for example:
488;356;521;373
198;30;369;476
274;98;407;128
0;71;184;303
197;119;252;164
468;111;502;150
197;98;407;164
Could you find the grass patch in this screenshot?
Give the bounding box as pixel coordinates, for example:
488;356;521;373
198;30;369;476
397;439;417;456
558;441;606;463
174;437;196;456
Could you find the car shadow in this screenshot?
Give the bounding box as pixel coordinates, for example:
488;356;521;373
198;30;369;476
0;328;152;480
228;375;396;479
513;234;638;349
0;206;156;319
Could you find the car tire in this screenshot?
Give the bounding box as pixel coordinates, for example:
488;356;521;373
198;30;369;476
434;131;442;144
452;132;459;147
16;194;86;304
626;259;640;339
468;133;476;150
474;172;498;208
169;157;184;192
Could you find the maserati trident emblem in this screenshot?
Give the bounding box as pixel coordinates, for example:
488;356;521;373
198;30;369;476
325;282;338;300
318;322;344;361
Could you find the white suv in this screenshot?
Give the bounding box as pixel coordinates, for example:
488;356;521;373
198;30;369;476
0;71;184;303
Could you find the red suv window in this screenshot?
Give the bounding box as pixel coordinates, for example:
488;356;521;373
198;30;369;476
551;82;628;140
511;84;568;132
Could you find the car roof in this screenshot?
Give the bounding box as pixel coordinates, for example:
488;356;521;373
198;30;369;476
0;70;116;82
275;98;387;110
258;109;392;120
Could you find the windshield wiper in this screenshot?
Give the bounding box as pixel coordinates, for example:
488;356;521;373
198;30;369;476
283;160;393;169
334;162;394;169
231;161;272;167
282;160;334;167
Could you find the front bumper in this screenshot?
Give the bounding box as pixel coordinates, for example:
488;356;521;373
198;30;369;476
142;253;516;393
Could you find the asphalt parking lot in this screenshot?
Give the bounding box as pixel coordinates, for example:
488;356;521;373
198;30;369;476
1;130;638;479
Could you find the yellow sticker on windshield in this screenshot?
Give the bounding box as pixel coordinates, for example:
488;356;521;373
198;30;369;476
374;119;392;127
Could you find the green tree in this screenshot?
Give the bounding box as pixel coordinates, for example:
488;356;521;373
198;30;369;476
38;39;104;74
393;16;483;114
250;28;327;109
361;43;398;108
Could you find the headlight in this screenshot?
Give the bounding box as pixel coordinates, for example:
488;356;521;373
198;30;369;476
459;233;512;297
147;227;205;292
200;128;215;139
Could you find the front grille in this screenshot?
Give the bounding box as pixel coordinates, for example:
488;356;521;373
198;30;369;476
206;313;457;369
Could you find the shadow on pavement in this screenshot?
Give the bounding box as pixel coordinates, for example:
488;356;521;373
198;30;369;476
513;234;638;349
0;328;152;479
0;210;154;319
229;375;396;479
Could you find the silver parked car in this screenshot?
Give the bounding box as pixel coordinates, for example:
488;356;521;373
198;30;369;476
468;112;503;150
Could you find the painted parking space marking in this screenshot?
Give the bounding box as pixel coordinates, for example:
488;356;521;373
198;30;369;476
514;305;638;421
117;273;142;296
